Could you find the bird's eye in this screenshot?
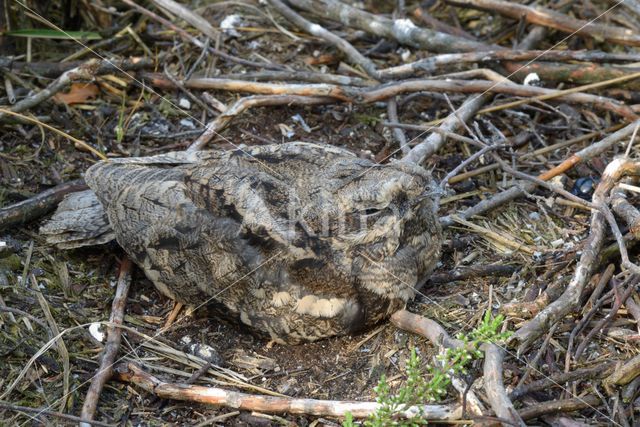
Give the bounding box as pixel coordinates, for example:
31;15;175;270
361;208;381;216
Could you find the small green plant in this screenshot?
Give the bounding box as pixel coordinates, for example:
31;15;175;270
344;311;510;427
115;96;127;144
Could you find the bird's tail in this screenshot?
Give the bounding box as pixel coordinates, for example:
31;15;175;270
39;190;115;249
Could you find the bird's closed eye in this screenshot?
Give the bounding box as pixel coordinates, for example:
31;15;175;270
361;208;382;216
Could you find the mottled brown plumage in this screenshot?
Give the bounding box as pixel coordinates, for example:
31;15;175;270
41;142;442;344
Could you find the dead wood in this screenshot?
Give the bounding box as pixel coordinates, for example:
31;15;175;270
518;395;601;421
402;94;492;166
511;158;640;354
612;182;640;237
441;120;640;227
390;310;521;423
390;310;464;349
216;70;373;86
503;62;640;91
573;275;639;360
483;344;526;426
605;354;640;392
380;50;640;80
428;263;516;284
411;7;477;40
446;0;640;47
267;0;380;79
386;97;410;155
80;258;133;427
0;179;87;231
565;265;615;367
510;362;617;401
145;74;637;120
114;362;458;420
285;0;491;53
151;0;218;40
0;59;151;122
122;0;284;71
0;58;152;79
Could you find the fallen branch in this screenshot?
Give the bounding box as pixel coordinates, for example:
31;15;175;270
151;0;218;39
267;0;380;79
0;179;87;231
114;362;457;420
446;0;640;47
80;259;133;427
428;263;516;284
605;354;640;392
504;62;640;91
518;395;601;421
286;0;491;53
612;181;640;237
510;158;640;353
123;0;283;71
390;310;516;422
401;94;492;166
0;59;99;120
380;50;640;80
573;275;639;360
390;310;464;349
510;362;616;400
143;74;637;120
483;344;526;426
441;119;640;227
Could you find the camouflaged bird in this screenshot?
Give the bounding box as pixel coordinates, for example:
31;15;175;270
41;142;442;344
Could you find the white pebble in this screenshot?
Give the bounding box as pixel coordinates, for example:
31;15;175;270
523;72;540;86
178;98;191;109
89;322;105;342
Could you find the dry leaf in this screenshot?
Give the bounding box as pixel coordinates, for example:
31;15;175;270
53;82;100;105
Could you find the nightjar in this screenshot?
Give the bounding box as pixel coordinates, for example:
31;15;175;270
41;142;442;344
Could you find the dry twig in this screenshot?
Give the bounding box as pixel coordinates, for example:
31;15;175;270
511;158;640;353
80;259;133;427
446;0;640;47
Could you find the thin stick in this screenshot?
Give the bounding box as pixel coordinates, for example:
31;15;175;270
151;0;218;39
518;395;601;421
387;98;410;155
446;0;640;47
80;259;133;427
144;74;637;120
605;353;640;391
511;362;616;401
122;0;282;71
0;109;105;159
573;275;639;360
402;94;491;166
0;402;113;427
380;49;640;79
